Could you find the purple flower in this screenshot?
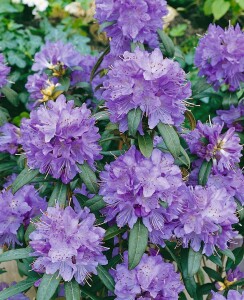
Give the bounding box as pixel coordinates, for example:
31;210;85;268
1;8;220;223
20;95;102;183
213;103;244;132
25;73;62;108
182;121;242;174
0;282;28;300
111;251;184;300
0;185;47;247
0;123;20;154
195;24;244;91
226;267;244;283
95;0;168;58
32;41;83;75
0;53;10;89
173;185;238;256
103;48;191;131
211;290;244;300
30;205;107;284
99;146;184;244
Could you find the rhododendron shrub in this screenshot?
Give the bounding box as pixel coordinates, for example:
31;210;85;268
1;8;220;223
0;1;243;300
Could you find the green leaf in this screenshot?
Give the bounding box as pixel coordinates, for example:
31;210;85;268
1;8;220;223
90;45;110;81
0;248;32;262
212;0;230;20
236;199;244;221
175;146;191;168
157;123;181;158
138;133;153;158
64;280;80;300
188;248;202;277
58;77;70;91
207;254;222;268
7;51;26;68
78;163;98;194
158;30;175;58
0;107;9;126
192;77;210;96
198;160;213;186
80;288;100;300
203;0;213;15
128;219;148;270
11;167;39;194
183;276;198;299
236;0;244;9
226;246;244;271
1;87;19;107
97;265;115;291
0;161;17;173
169;24;188;37
36;272;61;300
197;283;216;296
100;150;126;156
203;266;222;281
219;249;235;261
185;111;196;130
85;195;106;213
104;225;126;241
48;182;67;207
127;108;142;137
0;277;37;300
93;111;110;121
223;92;238;108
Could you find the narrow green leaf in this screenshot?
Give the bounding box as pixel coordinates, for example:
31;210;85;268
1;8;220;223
90;45;110;81
80;287;100;300
219;249;235;262
128;220;148;270
183;276;198;299
203;266;222;281
1;86;19;107
36;272;61;300
175;146;191;168
158;30;175;58
138;133;153;158
104;225;126;241
0;248;32;262
48;182;67;207
185;110;196;130
93;111;110;121
188;248;202;277
198;160;213;186
11;167;39;194
127;108;142;137
64;280;80;300
226;246;244;271
157;123;181;158
207;254;222;268
197;283;216;296
97;265;115;291
85;195;106;213
222;92;238;108
0;161;17;173
191;77;210;96
0;277;37;300
78;163;98;194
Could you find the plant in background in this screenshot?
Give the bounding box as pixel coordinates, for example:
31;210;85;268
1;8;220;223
0;1;243;300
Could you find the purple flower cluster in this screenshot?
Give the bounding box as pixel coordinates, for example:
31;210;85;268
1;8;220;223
213;103;244;132
20;95;102;183
0;123;20;154
111;252;184;300
195;24;244;91
103;48;191;131
0;282;28;300
173;185;238;256
0;53;10;89
32;41;83;74
211;290;244;300
30;205;107;284
183;121;242;173
0;184;46;247
99;146;184;244
95;0;168;58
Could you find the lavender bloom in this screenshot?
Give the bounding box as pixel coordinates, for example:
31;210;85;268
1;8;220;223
226;267;244;283
213;103;244;132
103;48;191;131
32;41;83;76
30;205;107;284
111;251;184;300
0;186;47;247
0;282;28;300
195;24;244;91
0;123;20;154
0;54;10;89
211;290;244;300
25;73;62;108
173;185;238;256
182;121;242;174
99;146;184;244
95;0;168;58
20;95;102;183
